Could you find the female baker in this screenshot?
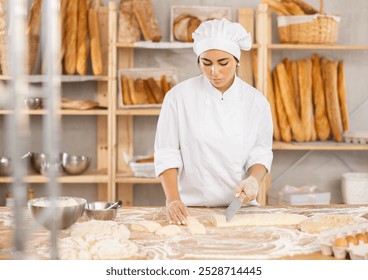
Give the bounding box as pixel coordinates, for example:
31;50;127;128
154;19;273;225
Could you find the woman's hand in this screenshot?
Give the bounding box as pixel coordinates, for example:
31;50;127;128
235;175;259;204
166;200;189;225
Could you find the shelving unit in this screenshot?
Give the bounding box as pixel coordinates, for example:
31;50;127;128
0;6;112;203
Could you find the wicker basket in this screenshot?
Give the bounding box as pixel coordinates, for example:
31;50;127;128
277;0;340;44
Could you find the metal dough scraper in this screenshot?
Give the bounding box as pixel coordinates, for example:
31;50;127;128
224;197;243;222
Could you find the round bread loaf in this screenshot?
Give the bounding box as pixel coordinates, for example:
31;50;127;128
173;14;201;42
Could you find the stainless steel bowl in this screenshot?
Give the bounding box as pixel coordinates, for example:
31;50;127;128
85;201;119;221
29;152;63;174
28;196;86;230
62;154;91;175
0;157;12;176
25;98;43;110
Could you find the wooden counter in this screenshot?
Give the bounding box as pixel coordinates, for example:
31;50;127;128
1;205;367;260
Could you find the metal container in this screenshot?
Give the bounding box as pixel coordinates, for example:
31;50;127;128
0;157;12;176
85;201;119;221
62;153;91;175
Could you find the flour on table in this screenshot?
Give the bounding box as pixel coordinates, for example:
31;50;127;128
299;215;367;234
186;216;206;235
211;213;307;227
130;220;161;233
155;225;181;236
70;220;130;239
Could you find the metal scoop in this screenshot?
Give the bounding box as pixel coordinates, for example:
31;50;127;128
105;200;122;210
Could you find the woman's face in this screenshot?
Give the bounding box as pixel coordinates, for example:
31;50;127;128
199;49;238;93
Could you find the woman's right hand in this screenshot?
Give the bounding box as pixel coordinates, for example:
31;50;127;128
166;200;189;225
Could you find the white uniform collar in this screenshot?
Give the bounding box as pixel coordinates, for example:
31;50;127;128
201;74;242;101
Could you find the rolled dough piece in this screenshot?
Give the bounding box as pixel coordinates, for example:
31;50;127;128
211;213;307;227
155;225;181;236
70;220;130;240
299;215;366;234
130;220;162;233
186;216;206;235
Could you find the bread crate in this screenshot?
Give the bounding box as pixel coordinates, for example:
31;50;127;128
118;68;178;108
170;5;232;42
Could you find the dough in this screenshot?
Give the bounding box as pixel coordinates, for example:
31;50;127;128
186;216;206;235
299;215;366;234
155;225;181;236
130;220;161;233
211;213;307;227
70;220;130;240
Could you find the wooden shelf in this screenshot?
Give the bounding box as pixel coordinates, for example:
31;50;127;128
268;44;368;50
0;109;108;116
116;108;161;116
273;141;368;151
0;75;109;82
0;169;108;184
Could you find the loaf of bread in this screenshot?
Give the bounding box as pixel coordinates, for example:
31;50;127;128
267;68;281;141
283;58;299;116
143;79;157;104
88;8;103;75
263;0;291;15
118;0;141;43
146;77;164;103
288;0;318;14
127;78;135;104
76;0;89;75
337;61;349;132
312;54;330;141
160;75;170;94
276;63;304;142
132;78;148;105
60;0;68;63
27;0;43;74
61;98;99;110
64;0;78;74
173;14;201;42
273;69;292;143
291;61;300;116
281;0;306;15
121;75;132;105
133;0;162;42
322;59;343;142
297;59;313;142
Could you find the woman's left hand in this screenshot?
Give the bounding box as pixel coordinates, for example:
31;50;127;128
235;175;259;204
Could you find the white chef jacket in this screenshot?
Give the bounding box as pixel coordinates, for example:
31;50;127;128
154;74;273;206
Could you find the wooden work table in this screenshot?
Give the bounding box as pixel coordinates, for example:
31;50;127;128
1;205;367;260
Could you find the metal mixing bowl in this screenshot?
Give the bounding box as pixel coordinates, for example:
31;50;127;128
62;154;91;175
25;98;43;110
28;152;63;174
28;196;86;230
0;157;12;176
85;201;119;221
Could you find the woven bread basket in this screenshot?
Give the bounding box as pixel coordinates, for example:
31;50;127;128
277;0;340;44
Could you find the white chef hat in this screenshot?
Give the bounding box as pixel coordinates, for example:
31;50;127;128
192;18;251;61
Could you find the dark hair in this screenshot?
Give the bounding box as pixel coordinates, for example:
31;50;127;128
197;55;239;65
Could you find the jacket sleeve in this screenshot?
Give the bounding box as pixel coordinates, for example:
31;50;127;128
245;102;274;172
154;92;183;177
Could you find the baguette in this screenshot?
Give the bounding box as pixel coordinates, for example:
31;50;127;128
76;0;89;75
311;54;330;141
88;8;103;75
132;78;148;105
160;75;170;94
273;69;292;143
146;77;164;103
281;1;305;15
118;0;141;43
64;0;78;74
60;0;68;63
121;75;132;105
133;0;162;42
322;59;343;142
127;78;135;104
143;79;157;104
267;68;281;141
297;59;314;142
337;61;349;132
276;63;304;142
27;0;43;74
263;0;291;15
291;61;300;117
288;0;318;14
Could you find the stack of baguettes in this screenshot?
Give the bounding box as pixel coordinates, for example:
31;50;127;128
118;0;161;43
120;75;172;106
59;0;103;76
266;54;349;143
263;0;319;16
